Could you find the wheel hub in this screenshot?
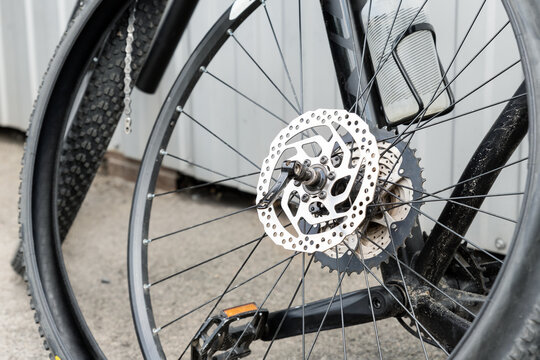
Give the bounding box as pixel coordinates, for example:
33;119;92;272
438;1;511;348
256;109;380;253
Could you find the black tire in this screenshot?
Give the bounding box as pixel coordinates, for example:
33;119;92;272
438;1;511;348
10;0;166;276
19;0;166;358
127;0;540;359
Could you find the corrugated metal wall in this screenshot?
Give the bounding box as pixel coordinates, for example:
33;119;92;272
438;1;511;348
0;0;525;252
0;0;76;129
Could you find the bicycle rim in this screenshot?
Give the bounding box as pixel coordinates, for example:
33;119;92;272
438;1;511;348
128;0;539;359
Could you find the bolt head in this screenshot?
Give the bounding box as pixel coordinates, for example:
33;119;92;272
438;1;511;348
320;156;328;164
294;180;301;187
328;171;336;180
303;159;311;167
301;194;310;202
319;191;327;199
495;238;506;250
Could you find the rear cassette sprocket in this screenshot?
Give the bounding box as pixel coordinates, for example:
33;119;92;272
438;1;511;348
314;140;424;274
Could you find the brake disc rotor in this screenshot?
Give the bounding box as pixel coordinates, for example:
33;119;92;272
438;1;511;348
256;109;380;253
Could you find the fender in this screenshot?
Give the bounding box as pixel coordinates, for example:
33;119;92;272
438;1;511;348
136;0;199;93
136;0;259;93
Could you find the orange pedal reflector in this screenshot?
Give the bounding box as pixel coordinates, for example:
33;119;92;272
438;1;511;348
223;302;258;318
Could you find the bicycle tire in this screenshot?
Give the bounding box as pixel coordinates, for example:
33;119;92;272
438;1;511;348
19;0;166;358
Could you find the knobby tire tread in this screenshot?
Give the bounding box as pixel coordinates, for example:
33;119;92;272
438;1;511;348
17;0;165;357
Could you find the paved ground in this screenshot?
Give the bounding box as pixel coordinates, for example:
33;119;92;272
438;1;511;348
0;129;445;359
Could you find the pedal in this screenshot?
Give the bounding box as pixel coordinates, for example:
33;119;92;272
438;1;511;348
191;303;268;360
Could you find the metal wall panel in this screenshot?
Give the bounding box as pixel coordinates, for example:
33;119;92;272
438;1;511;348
0;0;525;251
0;0;76;129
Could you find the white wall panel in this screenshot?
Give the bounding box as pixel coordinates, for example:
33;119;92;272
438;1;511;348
0;0;76;129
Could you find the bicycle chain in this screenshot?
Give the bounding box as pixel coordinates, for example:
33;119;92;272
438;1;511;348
123;0;137;134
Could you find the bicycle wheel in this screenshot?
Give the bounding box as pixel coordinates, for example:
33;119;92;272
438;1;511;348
129;0;540;359
19;0;167;358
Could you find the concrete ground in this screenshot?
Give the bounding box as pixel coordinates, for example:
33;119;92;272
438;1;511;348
0;129;445;359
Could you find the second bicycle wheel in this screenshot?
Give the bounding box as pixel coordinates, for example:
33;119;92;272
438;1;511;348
129;0;540;359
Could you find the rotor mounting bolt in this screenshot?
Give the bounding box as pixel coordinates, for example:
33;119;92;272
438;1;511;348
303;159;311;167
319;191;327;199
301;194;310;202
294;180;301;187
320;156;328;164
328;171;336;180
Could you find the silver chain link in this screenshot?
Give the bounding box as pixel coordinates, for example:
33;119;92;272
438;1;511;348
123;1;137;134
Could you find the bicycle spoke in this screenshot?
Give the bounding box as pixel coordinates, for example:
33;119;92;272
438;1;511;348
425;158;528;199
337;0;366;113
261;0;302;111
200;68;287;124
359;231;477;319
302;252;306;359
378;94;527;143
353;0;372;114
154;171;259;197
377;182;519;223
306;254;354;360
179;109;262;169
147;205;256;243
369;15;508;124
371;158;528;216
263;255;315;359
377;58;522;197
177;233;265;358
158;151;257;190
343;243;450;355
349;0;430;112
225;253;296;360
358;0;403;118
410;55;520;137
370;192;524;208
335;247;348;360
379;187;504;264
429;0;487;100
148;224;293;286
381;21;513;154
298;0;304;112
228;30;301;115
158;253;297;330
381;217;429;359
358;245;383;360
